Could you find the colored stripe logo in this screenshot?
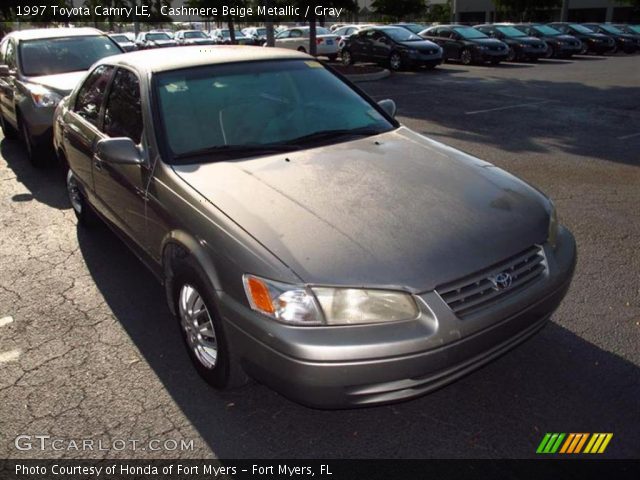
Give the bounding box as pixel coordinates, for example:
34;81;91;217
536;433;613;454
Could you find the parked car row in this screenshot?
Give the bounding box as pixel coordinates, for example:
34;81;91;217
0;27;578;408
339;22;640;70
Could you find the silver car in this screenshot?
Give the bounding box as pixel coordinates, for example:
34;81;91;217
0;28;123;166
53;46;576;408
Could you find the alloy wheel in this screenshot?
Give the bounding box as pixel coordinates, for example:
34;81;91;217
178;284;218;369
461;49;472;65
342;50;352;65
507;47;516;62
389;53;402;71
544;45;554;59
66;170;83;214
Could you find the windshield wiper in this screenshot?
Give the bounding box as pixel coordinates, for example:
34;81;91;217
174;143;300;160
285;127;383;146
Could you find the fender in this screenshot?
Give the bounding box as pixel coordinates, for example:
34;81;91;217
160;229;222;315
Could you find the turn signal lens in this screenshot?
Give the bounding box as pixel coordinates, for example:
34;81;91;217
245;276;275;314
242;275;323;325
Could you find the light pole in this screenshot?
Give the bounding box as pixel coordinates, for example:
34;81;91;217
560;0;569;22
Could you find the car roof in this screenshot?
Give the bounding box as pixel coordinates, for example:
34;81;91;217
6;27;106;41
100;45;309;73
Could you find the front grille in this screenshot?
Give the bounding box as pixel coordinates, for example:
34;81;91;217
436;245;546;318
419;49;437;55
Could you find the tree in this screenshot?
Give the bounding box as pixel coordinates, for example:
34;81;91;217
371;0;426;21
492;0;561;22
187;0;246;43
426;0;451;23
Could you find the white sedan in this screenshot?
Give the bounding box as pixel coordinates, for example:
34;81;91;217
273;26;339;60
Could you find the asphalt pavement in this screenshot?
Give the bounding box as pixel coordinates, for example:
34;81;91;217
0;54;638;459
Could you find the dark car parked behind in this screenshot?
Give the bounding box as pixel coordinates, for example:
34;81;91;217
475;24;547;61
420;25;509;65
547;23;615;54
514;24;582;58
0;28;123;166
342;26;443;71
583;23;639;53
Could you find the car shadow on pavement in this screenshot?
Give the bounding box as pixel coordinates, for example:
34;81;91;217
381;77;640;166
77;223;640;459
0;138;68;209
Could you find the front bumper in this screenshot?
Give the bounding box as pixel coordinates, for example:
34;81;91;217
220;227;577;408
477;50;509;62
521;46;547;59
406;52;443;68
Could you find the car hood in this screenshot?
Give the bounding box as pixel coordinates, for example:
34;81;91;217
399;40;440;49
507;36;544;45
152;39;177;46
26;71;87;95
173;128;550;292
184;38;214;44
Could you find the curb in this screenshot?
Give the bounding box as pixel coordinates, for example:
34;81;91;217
345;69;391;82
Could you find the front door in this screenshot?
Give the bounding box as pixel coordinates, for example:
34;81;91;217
93;67;148;247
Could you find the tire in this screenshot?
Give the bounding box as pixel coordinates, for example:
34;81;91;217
341;49;354;65
544;45;555;59
327;54;338;62
20;119;48;167
506;47;517;62
297;46;306;53
579;43;588;55
67;169;99;227
0;112;18;140
460;48;473;65
490;58;501;65
172;261;249;390
389;51;402;71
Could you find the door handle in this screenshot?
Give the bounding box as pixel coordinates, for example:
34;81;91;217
92;154;103;171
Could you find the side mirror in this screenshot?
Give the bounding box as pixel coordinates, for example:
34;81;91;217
378;99;397;118
0;64;12;76
96;138;143;165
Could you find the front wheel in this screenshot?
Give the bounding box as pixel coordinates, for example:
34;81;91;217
506;47;517;62
460;48;473;65
297;46;307;53
0;112;18;140
21;120;48;167
490;58;501;65
67;169;98;227
172;263;249;389
327;54;338;62
544;45;555;59
389;51;402;71
579;43;589;55
341;49;354;65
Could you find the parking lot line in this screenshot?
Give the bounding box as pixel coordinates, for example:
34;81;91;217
617;132;640;141
465;101;551;115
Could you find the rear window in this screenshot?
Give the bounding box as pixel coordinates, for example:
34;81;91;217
19;35;121;77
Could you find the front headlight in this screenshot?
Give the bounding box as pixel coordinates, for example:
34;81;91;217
28;84;62;108
548;203;559;249
243;275;418;326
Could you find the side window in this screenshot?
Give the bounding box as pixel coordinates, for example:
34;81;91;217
277;30;290;39
74;65;114;126
441;29;452;38
5;40;16;69
103;69;143;144
290;30;302;38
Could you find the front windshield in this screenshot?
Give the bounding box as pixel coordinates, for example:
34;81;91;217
19;36;121;77
147;33;171;41
257;28;267;36
155;60;394;161
571;24;595;34
534;25;561;35
383;27;422;42
184;31;207;39
599;24;623;34
316;27;331;35
497;26;526;37
111;35;129;42
454;27;488;39
630;25;640;34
